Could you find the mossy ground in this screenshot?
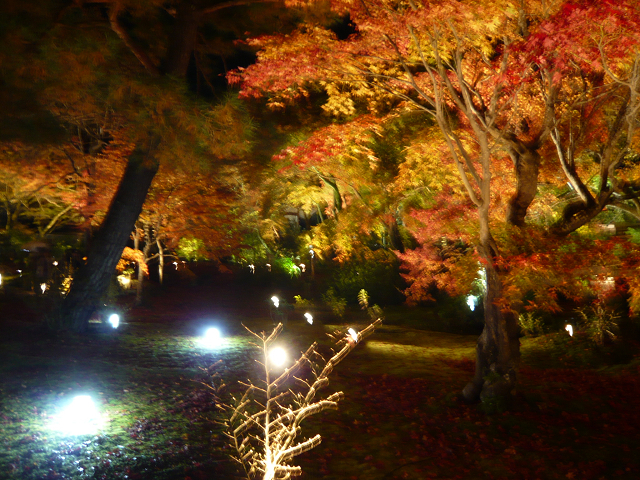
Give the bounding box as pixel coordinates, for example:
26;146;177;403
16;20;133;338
1;283;639;479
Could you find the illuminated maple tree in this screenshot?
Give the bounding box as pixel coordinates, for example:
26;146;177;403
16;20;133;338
127;166;247;302
232;0;640;403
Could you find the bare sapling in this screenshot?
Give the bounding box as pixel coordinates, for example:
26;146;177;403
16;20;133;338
223;318;382;480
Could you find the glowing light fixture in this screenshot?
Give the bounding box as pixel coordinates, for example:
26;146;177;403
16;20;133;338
269;347;287;367
348;328;358;343
201;327;222;348
52;395;103;436
299;263;306;273
249;264;255;274
304;312;313;325
565;324;574;337
271;296;279;308
466;295;478;311
40;283;47;294
266;263;272;272
0;273;2;286
108;314;120;329
53;261;59;266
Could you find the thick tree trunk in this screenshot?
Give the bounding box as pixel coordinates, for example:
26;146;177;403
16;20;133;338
462;264;520;404
462;205;520;405
459;140;538;404
49;147;159;332
505;145;540;227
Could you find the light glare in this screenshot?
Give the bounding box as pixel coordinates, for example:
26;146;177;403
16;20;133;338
466;295;477;311
202;327;222;348
52;395;103;436
269;347;287;367
304;312;313;324
108;314;120;329
348;328;358;343
271;296;279;308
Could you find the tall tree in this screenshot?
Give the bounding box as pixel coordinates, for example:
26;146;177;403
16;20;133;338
1;1;254;331
231;0;640;403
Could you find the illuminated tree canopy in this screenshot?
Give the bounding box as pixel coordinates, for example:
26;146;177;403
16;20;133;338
232;0;640;402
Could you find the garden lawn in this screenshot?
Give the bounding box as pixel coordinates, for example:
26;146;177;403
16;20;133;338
1;288;639;480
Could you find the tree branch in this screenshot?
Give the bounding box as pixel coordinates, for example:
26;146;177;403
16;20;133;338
199;0;284;15
108;1;161;76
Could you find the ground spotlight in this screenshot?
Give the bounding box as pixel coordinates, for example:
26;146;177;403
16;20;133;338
52;395;103;436
201;327;222;348
108;313;120;329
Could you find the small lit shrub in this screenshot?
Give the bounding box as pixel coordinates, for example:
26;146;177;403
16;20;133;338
322;287;347;318
576;304;619;346
273;257;301;278
358;288;384;322
293;295;313;308
518;312;546;337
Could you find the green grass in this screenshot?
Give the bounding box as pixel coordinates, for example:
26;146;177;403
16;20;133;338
1;291;640;480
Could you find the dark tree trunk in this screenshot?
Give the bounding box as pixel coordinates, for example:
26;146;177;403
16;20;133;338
386;217;405;252
462;264;520;404
458;139;539;404
462;201;520;405
163;2;199;77
313;168;343;217
550;197;611;237
49;146;159;332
